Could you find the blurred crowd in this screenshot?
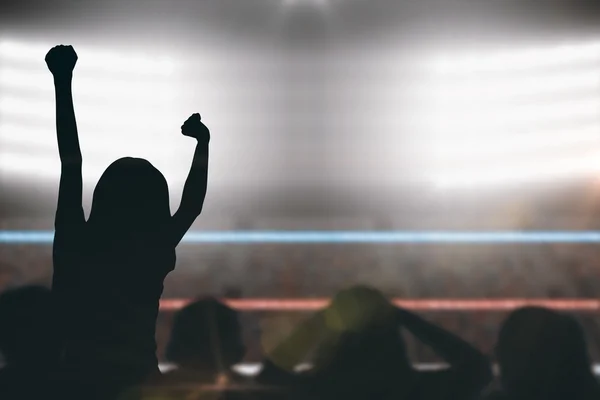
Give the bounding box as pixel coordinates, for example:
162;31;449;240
1;283;599;399
2;241;600;365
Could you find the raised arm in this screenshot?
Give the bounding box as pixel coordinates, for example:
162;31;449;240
171;113;210;245
45;45;85;230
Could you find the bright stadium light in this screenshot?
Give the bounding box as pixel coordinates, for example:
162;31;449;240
0;123;188;159
0;96;180;128
430;41;600;74
0;96;54;119
415;39;600;190
0;151;190;184
423;70;600;100
427;124;600;161
430;151;600;189
0;153;106;180
0;40;49;60
0;39;175;76
0;68;177;102
423;96;600;134
80;49;175;76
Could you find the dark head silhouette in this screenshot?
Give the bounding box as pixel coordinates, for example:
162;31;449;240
166;297;245;372
311;286;411;399
88;157;171;233
0;286;58;368
495;307;599;400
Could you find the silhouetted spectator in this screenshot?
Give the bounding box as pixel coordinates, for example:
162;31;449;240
0;286;59;399
45;44;210;398
165;297;246;381
121;298;277;400
258;285;492;399
486;307;600;400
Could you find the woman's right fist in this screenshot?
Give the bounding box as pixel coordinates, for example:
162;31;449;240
181;113;210;143
45;45;78;78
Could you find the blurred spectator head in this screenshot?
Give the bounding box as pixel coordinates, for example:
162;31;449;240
312;286;410;393
0;285;58;368
495;306;597;399
323;285;397;333
166;297;245;371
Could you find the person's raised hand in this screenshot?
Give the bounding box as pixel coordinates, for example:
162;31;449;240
45;45;78;79
181;113;210;144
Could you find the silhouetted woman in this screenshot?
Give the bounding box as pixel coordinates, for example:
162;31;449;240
486;306;600;400
45;45;210;397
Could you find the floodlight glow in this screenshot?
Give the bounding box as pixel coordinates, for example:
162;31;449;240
425;70;600;100
0;149;192;190
426;97;600;130
431;152;600;188
0;40;49;60
0;123;187;157
0;153;106;180
0;68;176;102
80;49;175;76
428;124;600;160
0;97;53;118
431;41;600;74
0;96;180;128
0;39;175;76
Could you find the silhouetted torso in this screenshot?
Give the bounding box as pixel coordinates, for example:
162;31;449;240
0;365;55;400
0;286;59;399
54;226;175;380
52;158;178;390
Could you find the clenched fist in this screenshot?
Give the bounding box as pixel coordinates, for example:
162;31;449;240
181;113;210;143
45;45;78;78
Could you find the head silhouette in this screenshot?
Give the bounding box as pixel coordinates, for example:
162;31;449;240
0;286;58;368
312;286;410;397
495;307;597;400
88;157;170;233
166;297;245;372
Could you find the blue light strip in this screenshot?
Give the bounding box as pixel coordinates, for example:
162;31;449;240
2;230;600;244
